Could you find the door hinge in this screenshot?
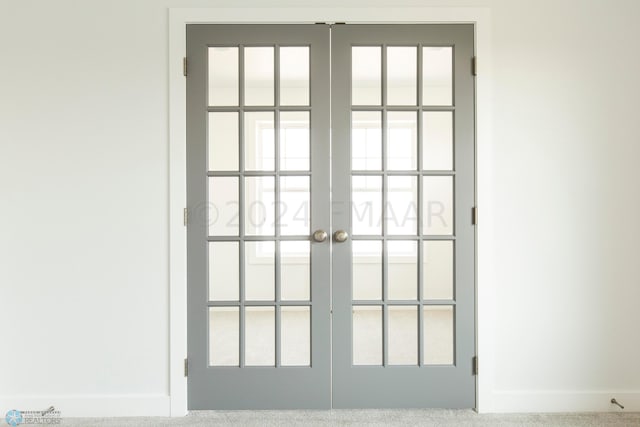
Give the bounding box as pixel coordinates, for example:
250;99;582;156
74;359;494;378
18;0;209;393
472;207;478;225
183;208;188;226
183;57;188;77
184;358;188;377
472;356;478;375
471;56;477;76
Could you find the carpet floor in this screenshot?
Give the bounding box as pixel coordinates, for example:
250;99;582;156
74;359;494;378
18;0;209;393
59;409;640;426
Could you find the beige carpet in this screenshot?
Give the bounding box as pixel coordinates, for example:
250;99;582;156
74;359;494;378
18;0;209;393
59;409;640;426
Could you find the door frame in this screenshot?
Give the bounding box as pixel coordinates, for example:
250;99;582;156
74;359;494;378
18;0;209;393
168;7;494;417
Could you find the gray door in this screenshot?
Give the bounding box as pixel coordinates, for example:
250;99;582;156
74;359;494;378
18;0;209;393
187;24;475;410
186;25;331;409
331;24;475;408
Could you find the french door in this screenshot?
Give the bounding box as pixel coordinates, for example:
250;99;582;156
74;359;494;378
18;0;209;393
186;24;475;410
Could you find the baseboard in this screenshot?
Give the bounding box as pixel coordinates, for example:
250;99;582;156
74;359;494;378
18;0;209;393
489;390;640;413
5;391;637;416
0;395;170;417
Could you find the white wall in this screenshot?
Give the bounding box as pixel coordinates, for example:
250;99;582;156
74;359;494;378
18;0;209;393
0;0;174;416
488;0;640;411
1;0;639;416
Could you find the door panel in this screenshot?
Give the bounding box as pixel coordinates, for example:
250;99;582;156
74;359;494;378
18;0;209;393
187;23;475;410
187;25;331;409
331;24;475;408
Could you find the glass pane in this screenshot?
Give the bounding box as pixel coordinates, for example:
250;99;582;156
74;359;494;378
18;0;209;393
208;112;238;171
386;176;418;235
280;111;310;171
423;240;454;300
245;241;275;301
387;111;417;170
423;47;453;106
208;177;239;236
281;306;310;366
209;307;239;366
422;176;453;235
423;305;454;365
281;241;310;301
352;306;382;365
280;176;310;236
388;306;418;365
387;46;417;105
352;111;382;171
352;46;381;105
387;240;418;300
244;47;274;106
209;242;239;301
245;306;275;366
245;176;275;236
352;240;382;301
423;111;453;171
352;175;382;235
244;112;275;171
208;47;238;106
280;47;310;106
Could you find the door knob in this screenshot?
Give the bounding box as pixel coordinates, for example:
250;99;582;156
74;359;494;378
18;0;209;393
333;230;349;243
312;230;328;243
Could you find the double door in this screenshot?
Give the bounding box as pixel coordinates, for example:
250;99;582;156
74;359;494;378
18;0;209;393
186;24;475;409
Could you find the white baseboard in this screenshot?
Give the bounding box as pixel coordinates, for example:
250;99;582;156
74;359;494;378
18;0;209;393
489;390;640;413
0;395;170;417
3;391;638;416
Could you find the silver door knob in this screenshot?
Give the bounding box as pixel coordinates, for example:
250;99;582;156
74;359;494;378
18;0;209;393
312;230;328;243
333;230;349;243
